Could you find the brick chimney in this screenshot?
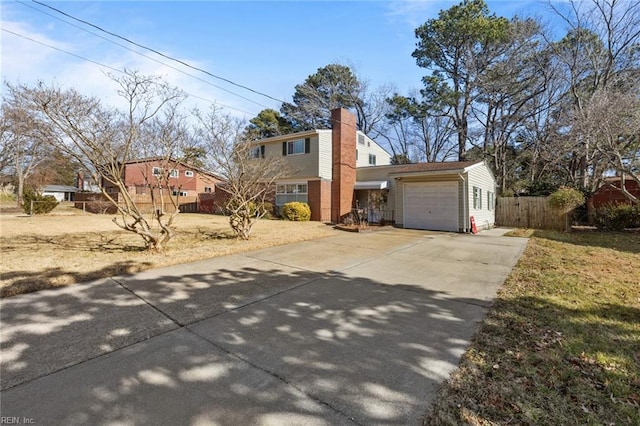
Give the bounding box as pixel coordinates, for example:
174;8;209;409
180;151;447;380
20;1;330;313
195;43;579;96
331;108;357;223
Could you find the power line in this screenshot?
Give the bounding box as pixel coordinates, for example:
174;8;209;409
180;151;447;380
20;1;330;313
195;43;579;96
4;28;366;136
1;27;258;116
31;0;288;105
2;28;122;74
16;0;273;110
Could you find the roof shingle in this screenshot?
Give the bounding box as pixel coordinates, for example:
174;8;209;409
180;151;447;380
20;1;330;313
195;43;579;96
389;161;480;174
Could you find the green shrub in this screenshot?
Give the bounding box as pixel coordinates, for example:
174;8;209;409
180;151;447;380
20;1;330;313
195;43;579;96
282;202;311;221
22;189;59;215
594;203;640;230
548;187;585;213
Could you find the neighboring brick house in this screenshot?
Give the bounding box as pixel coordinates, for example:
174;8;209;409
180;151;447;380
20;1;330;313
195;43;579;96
253;108;391;222
587;177;640;222
101;158;221;198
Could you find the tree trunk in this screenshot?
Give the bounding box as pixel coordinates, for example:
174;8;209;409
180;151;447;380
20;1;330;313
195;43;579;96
16;167;25;207
457;121;467;161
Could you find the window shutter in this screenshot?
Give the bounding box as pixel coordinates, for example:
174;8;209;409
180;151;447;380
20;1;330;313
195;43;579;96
260;145;265;158
305;138;310;154
282;141;287;156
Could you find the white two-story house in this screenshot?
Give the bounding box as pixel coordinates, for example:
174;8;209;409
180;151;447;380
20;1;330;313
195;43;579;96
254;108;496;232
253;108;390;222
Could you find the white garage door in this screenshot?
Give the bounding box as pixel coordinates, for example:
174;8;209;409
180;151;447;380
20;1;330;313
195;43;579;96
404;181;459;231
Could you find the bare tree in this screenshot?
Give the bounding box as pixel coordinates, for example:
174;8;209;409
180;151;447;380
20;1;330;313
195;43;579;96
17;71;189;251
385;92;457;163
2;84;54;205
548;0;640;191
0;114;14;176
195;107;289;240
573;89;640;202
473;17;552;192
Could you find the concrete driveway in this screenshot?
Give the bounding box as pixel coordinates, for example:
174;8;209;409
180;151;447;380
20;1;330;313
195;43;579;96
0;228;527;425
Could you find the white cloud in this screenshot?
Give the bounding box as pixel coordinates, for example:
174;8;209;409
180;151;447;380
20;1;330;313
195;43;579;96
386;0;455;28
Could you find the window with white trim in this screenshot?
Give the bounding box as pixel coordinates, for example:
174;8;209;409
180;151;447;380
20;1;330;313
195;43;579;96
487;191;494;211
287;139;305;155
169;169;179;178
368;154;376;165
275;183;308;206
473;186;482;209
358;134;365;145
172;190;188;197
184;170;194;177
152;167;162;176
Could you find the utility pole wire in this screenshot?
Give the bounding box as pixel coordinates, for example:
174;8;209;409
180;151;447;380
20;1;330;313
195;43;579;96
16;0;272;110
31;0;288;105
1;28;258;116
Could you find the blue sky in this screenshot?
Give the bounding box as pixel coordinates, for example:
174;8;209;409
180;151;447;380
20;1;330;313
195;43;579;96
2;1;569;119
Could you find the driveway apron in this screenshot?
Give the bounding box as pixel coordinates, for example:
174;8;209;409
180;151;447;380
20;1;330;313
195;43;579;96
1;228;527;425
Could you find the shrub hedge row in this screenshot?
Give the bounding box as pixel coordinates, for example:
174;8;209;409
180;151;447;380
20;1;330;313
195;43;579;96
593;203;640;230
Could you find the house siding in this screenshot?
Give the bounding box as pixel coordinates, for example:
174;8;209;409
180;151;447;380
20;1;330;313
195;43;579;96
466;162;496;230
317;130;333;180
356;132;391;167
262;133;321;179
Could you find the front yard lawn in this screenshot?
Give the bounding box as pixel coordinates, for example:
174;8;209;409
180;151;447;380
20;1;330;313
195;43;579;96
0;210;336;297
425;229;640;425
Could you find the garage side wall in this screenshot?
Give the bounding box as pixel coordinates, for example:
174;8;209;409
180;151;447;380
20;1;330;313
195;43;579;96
467;164;496;230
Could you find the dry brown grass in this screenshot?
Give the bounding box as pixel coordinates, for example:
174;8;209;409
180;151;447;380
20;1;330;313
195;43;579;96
0;203;338;297
425;229;640;425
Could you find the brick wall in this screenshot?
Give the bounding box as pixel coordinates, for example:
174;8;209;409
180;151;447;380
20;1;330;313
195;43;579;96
331;108;357;223
308;179;332;222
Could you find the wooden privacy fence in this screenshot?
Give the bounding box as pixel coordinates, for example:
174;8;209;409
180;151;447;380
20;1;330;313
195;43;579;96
496;196;566;230
75;192;201;214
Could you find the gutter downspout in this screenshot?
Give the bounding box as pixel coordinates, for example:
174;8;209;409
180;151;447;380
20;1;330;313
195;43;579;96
459;172;468;233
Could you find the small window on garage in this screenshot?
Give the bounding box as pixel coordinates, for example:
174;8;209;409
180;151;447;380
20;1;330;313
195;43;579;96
487;191;494;211
473;186;482;209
